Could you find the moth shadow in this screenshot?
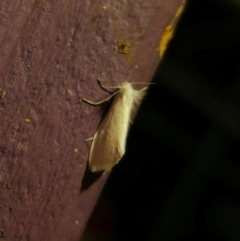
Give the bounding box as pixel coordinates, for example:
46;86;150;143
80;166;103;191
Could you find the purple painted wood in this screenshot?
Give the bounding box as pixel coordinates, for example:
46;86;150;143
0;0;184;240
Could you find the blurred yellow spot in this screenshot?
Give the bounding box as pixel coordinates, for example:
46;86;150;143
24;118;30;123
159;2;186;57
175;2;185;18
160;25;174;57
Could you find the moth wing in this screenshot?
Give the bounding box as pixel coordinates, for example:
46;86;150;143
88;97;128;172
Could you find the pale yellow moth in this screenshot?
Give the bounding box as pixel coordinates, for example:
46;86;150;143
83;80;148;172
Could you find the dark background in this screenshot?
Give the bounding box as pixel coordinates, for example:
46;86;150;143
84;0;240;240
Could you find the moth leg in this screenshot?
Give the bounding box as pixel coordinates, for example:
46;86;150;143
98;78;119;93
82;90;119;106
84;137;94;142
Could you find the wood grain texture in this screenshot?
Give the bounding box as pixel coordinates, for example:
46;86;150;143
0;0;184;240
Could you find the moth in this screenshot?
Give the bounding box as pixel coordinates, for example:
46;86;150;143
83;80;148;172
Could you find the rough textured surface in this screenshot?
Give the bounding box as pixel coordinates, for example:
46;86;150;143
0;0;183;240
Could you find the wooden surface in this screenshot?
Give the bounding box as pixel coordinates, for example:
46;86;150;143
0;0;184;240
